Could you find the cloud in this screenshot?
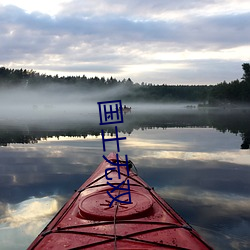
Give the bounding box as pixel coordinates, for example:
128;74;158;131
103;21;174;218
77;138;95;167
0;1;250;84
3;4;248;48
58;0;244;19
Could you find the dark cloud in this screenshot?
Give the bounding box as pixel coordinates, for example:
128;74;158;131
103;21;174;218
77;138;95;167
185;13;250;49
1;4;249;48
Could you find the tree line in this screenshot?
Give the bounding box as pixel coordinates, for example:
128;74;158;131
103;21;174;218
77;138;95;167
208;63;250;105
0;63;249;104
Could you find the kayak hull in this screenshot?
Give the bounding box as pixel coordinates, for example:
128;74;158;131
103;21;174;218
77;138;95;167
28;152;212;249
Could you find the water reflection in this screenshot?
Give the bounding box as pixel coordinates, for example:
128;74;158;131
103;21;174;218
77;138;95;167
0;196;59;228
0;108;250;249
0;108;250;149
0;196;63;250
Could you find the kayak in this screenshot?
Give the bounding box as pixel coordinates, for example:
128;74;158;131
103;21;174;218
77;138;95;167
28;152;213;249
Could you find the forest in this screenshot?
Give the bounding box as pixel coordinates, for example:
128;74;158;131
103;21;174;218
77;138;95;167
0;63;249;104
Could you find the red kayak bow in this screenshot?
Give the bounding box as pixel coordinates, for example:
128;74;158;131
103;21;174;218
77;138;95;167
28;152;213;249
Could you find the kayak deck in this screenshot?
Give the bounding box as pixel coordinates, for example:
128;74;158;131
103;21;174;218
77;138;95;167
28;152;213;249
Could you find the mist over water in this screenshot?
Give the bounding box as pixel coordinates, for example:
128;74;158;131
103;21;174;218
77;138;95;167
0;84;197;124
0;85;98;122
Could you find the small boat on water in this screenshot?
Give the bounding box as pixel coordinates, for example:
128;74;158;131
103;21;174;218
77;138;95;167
28;152;213;249
119;105;132;113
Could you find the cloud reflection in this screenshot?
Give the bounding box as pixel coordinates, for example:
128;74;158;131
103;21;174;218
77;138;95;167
156;186;250;249
157;186;250;216
0;196;59;229
0;196;62;249
153;150;250;167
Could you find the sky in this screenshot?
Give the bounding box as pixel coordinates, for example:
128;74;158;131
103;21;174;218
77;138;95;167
0;0;250;85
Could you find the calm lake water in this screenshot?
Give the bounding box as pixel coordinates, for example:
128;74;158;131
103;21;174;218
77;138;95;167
0;104;250;249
